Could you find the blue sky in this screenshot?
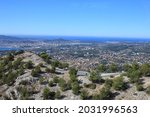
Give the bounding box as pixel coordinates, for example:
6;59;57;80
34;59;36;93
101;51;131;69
0;0;150;38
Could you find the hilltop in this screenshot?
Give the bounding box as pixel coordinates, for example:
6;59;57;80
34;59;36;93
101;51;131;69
0;51;150;100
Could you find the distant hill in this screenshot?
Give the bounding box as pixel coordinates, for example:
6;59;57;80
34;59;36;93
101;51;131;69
0;35;21;40
0;35;79;42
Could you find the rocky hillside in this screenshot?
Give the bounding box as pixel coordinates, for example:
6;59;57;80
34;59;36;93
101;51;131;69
0;51;150;100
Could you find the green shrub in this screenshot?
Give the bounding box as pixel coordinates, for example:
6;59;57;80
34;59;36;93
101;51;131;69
89;71;101;83
71;82;80;95
112;77;126;91
4;71;17;85
127;70;141;83
80;90;89;100
104;79;113;88
31;66;42;77
93;86;112;100
84;83;96;89
25;61;33;69
31;70;38;77
45;67;51;73
55;90;61;99
17;86;29;100
39;77;46;84
48;80;54;87
42;87;56;100
43;87;50;100
99;87;112;100
53;76;59;83
136;83;144;91
58;79;67;91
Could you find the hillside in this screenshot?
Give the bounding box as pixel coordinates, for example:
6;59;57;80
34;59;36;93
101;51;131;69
0;51;150;100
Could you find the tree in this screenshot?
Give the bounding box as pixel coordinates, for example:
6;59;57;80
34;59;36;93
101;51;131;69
39;52;50;60
112;77;126;91
69;68;77;76
71;82;80;95
140;63;150;76
128;70;142;83
58;79;67;91
97;64;106;73
69;67;77;82
39;52;51;64
123;64;131;72
51;60;60;68
89;71;101;83
70;74;77;82
66;80;72;90
109;63;118;73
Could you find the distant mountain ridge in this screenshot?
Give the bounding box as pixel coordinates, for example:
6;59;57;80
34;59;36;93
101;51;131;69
0;35;77;42
0;35;21;40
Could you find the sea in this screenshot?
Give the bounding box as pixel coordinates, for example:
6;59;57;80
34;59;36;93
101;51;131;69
16;35;150;43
